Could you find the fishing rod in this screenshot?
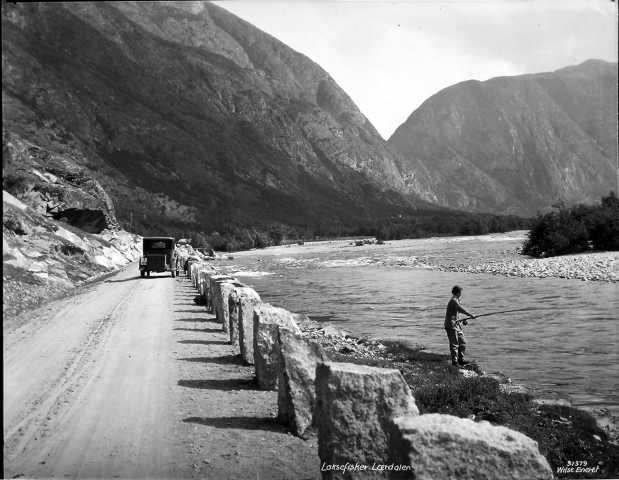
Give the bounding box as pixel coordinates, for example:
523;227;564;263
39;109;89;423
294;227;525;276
471;308;537;319
454;308;537;327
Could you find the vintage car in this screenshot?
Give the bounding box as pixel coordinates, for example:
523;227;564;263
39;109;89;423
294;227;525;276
139;237;176;277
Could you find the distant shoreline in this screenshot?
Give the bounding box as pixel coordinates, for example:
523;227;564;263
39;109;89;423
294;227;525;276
227;230;618;283
434;250;618;283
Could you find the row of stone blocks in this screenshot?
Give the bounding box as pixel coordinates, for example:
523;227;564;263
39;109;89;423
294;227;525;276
189;262;553;479
189;261;262;364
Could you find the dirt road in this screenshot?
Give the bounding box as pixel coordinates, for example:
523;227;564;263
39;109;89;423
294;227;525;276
3;263;320;479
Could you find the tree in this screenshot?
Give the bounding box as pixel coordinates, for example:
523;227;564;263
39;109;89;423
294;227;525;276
522;193;618;257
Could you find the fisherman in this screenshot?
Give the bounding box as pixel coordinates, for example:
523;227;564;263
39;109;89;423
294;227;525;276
444;285;476;367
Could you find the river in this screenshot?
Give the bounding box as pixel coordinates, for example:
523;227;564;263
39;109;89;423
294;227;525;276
217;232;618;417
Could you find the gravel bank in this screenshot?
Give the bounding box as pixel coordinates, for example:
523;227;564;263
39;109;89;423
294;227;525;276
435;251;617;282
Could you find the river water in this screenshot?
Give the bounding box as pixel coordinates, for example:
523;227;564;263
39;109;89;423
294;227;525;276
217;232;618;416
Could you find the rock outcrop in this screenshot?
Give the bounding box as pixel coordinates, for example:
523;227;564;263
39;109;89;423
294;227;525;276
277;327;327;437
388;413;553;480
315;362;419;479
3;190;140;318
3;134;120;231
253;304;302;390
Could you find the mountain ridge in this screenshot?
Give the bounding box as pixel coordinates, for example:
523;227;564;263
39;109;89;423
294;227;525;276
4;2;611;246
3;1;431;241
388;59;618;216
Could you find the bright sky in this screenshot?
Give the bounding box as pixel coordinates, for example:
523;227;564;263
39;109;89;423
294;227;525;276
214;1;618;139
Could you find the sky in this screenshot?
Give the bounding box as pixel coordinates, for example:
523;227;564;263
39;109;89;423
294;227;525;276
214;0;618;139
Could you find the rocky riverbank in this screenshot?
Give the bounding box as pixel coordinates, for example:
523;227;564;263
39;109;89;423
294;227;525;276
434;250;617;283
226;232;618;283
295;319;619;478
187;260;619;478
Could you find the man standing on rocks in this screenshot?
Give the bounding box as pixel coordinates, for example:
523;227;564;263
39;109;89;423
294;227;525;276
444;285;476;367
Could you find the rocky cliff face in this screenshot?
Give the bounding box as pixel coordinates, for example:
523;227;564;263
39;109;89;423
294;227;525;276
3;133;120;231
3;188;141;318
388;60;618;216
2;1;424;238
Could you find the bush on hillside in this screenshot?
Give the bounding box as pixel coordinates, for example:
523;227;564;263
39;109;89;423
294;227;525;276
522;192;619;257
588;194;619;250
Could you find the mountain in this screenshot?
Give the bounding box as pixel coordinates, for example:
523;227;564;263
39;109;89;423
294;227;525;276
3;1;435;244
388;59;618;216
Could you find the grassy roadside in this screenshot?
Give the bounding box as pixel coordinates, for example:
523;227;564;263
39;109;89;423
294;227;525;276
306;328;619;479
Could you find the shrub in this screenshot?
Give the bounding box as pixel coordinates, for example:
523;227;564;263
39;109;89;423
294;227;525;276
415;376;533;423
523;193;619;257
588;193;619;250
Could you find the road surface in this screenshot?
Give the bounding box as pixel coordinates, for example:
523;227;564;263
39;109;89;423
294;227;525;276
3;262;319;479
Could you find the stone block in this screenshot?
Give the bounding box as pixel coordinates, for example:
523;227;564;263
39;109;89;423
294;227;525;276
228;289;241;347
190;262;199;288
277;327;327;437
208;274;234;314
196;267;210;300
253;304;301;390
234;287;261;363
197;267;214;305
215;281;244;333
315;362;418;479
388;413;553;480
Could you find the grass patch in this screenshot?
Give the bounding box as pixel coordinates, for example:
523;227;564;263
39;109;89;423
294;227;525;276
413;375;532;422
409;373;619;478
322;341;619;479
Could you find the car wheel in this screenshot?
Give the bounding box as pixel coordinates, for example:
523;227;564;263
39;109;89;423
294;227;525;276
140;271;145;278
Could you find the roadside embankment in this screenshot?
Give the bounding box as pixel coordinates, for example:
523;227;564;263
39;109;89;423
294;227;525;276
3;190;142;321
186;259;619;479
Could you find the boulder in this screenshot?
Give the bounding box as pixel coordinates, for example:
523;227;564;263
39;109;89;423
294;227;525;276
315;362;418;478
215;281;244;333
197;267;213;301
193;264;201;283
228;289;241;346
253;304;302;390
211;277;238;325
199;269;212;306
277;327;327;437
190;262;202;289
197;265;210;292
208;274;234;314
234;287;261;362
388;414;553;480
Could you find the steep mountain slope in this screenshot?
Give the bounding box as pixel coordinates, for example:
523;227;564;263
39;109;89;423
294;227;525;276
2;1;433;241
388;60;618;216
